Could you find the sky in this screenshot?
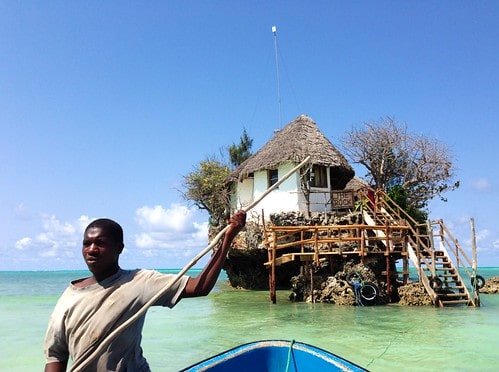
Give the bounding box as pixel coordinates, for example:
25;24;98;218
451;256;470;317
1;1;498;271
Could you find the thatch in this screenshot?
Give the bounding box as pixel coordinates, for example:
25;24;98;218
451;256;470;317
229;114;354;183
345;176;370;191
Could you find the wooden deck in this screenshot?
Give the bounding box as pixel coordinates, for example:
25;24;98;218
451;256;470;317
260;189;480;307
263;223;411;303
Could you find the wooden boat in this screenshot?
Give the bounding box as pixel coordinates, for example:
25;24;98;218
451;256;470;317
181;340;367;371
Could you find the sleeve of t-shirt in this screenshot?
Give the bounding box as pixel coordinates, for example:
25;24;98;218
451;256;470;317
44;291;70;364
140;270;190;308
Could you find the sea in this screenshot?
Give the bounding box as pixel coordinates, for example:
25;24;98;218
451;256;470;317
1;268;498;371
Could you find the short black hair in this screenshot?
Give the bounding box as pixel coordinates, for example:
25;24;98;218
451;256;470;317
85;218;124;245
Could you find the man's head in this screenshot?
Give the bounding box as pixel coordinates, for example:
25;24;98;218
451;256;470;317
85;218;124;245
82;218;124;280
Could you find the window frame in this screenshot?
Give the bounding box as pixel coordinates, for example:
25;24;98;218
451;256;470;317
268;169;279;187
309;165;328;188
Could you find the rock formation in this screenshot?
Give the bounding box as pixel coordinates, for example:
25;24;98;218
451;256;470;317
397;282;433;306
289;262;390;306
480;276;499;294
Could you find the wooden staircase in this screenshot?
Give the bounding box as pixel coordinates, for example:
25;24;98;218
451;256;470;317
361;190;480;307
406;241;476;306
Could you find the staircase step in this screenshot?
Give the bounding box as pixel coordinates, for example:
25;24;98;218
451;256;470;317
439;292;467;298
440;299;471;305
441;288;466;293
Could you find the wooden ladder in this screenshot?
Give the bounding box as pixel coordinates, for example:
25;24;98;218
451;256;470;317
363;189;479;307
411;247;475;306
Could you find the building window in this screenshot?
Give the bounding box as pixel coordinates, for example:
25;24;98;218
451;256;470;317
268;169;279;187
310;165;328;188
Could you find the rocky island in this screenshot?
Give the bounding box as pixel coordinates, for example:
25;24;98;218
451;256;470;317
220;115;484;307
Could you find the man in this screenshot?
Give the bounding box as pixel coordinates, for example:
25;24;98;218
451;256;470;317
44;210;246;372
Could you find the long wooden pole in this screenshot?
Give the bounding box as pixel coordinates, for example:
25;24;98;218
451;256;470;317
71;156;310;371
471;217;477;273
470;217;480;306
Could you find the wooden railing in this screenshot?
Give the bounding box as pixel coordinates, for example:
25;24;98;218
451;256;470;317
432;219;480;304
264;220;409;303
266;224;410;261
264;187;480;306
358;188;480;306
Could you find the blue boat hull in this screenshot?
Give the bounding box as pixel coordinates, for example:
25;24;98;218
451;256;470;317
181;340;367;371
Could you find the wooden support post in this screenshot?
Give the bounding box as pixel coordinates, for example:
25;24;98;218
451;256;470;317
386;222;390;254
470;217;480;306
386;255;391;300
301;230;305;257
269;230;277;304
310;264;314;303
360;225;366;265
403;234;409;285
471;218;477;276
314;226;319;265
428;220;436;278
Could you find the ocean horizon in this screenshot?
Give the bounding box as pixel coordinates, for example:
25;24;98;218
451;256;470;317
1;267;498;371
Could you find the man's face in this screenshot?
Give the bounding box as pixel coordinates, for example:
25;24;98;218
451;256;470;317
82;227;123;278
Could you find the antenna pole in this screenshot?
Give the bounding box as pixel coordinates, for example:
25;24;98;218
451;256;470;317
272;25;282;128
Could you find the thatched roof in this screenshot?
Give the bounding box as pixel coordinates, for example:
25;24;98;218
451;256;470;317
229;114;354;182
345;176;370;191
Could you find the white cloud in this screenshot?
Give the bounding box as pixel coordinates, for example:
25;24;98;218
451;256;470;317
6;206;210;270
77;215;93;232
136;204;194;232
471;178;491;192
15;237;32;250
192;221;209;241
14;214;91;261
41;214;76;236
134;204;208;251
475;228;490;243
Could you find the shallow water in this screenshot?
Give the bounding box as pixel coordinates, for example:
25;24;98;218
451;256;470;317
1;268;498;371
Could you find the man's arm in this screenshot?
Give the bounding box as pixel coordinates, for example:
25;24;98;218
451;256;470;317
182;210;246;298
44;360;68;372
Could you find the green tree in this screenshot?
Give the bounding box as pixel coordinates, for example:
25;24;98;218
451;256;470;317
228;128;253;167
387;185;428;223
181;157;230;226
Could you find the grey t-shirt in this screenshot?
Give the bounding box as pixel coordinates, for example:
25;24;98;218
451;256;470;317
44;269;189;371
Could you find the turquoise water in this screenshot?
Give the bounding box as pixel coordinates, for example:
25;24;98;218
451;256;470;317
1;268;498;371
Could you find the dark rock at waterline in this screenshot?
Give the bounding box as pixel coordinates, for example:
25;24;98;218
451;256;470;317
289;263;390;306
397;282;433;306
221;221;302;289
223;246;301;289
480;276;499;294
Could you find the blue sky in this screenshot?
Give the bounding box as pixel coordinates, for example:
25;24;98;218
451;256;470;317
1;1;498;271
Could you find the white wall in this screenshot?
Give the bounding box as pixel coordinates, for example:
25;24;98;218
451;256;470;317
232;162;309;221
231;163;349;220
